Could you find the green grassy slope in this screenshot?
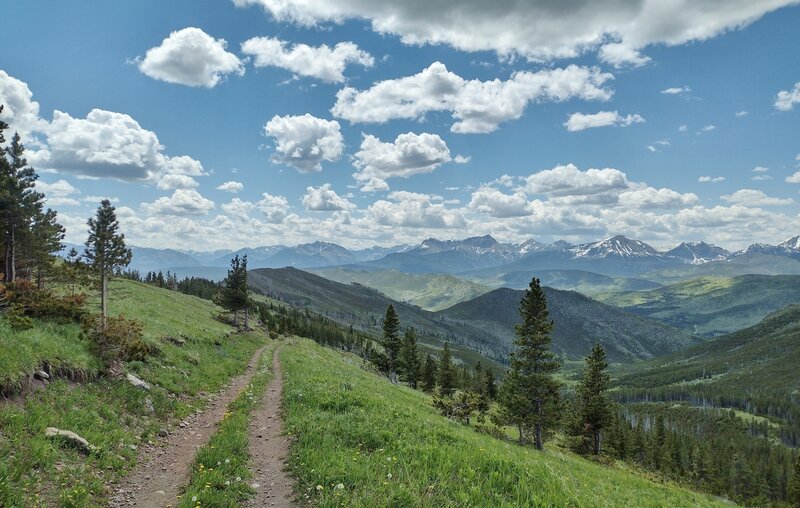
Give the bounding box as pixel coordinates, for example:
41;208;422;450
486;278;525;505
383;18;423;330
309;267;491;311
643;254;800;284
470;269;663;295
0;279;267;506
250;268;698;363
439;287;700;361
281;339;731;507
597;274;800;336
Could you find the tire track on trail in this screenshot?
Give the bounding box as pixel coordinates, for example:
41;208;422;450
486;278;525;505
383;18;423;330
245;347;294;507
110;345;268;508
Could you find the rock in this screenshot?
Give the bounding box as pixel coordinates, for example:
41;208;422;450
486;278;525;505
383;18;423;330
144;397;155;413
126;373;151;390
251;483;261;489
165;335;185;346
45;427;97;454
34;370;49;380
157;429;168;437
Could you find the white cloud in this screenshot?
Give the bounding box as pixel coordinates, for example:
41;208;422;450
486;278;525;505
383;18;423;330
524;163;629;197
257;192;290;223
775;82;800;111
36;179;80;207
0;70;45;138
137;27;244;87
241;37;373;83
678;124;688;132
234;0;794;64
331;62;613;133
221;198;254;219
156;173;199;190
564;111;644;132
752;166;769;173
352;132;451;191
598;43;651;68
786;171;800;184
469;187;532;217
217;181;244;193
721;189;793;206
265;114;343;172
618;187;699;209
454;155;471;164
661;86;691;95
698;176;725;183
302;183;356;211
29;108;204;184
141;189;216;216
367;192;466;228
735;110;748;117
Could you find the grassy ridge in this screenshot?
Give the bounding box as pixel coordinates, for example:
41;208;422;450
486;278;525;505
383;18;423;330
0;279;267;506
179;343;276;507
281;339;730;507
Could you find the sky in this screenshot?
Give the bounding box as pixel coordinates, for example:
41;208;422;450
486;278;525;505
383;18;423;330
1;0;799;251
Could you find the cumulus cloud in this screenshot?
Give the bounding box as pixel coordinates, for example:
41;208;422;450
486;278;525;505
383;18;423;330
25;107;206;187
302;183;356;211
137;27;244;87
352;132;451;191
785;171;800;184
265;114;343;172
331;62;613;133
217;181;244;193
598;43;651;68
524;163;629;197
36;179;80;207
221;198;254;219
564;111;644;132
721;189;794;206
775;82;800;111
257;192;290;223
618;187;699;209
156;173;199;190
367;192;466;228
234;0;793;63
698;176;725;183
469;187;532;217
141;189;216;216
661;86;691;95
0;70;45;137
241;36;373;82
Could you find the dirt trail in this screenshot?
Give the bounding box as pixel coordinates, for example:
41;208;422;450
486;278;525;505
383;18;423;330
109;345;267;508
245;348;294;507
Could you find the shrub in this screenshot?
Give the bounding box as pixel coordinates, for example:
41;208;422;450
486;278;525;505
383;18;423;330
4;280;87;322
82;314;154;367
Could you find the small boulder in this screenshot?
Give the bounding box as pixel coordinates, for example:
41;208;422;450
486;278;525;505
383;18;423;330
45;427;97;454
34;370;50;380
126;373;150;391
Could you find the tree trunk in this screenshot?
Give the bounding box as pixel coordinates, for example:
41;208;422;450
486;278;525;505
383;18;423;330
594;429;601;455
534;400;543;450
233;309;239;327
5;225;16;283
518;423;525;445
100;271;108;329
244;306;249;330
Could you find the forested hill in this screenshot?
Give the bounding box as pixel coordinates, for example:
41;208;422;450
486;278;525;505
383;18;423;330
249;267;699;363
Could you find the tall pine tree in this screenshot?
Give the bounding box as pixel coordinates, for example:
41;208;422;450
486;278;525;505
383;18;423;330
398;327;421;388
421;353;438;393
497;277;560;450
381;304;401;383
84;199;132;327
218;255;249;327
437;342;456;397
789;453;800;507
575;343;614;455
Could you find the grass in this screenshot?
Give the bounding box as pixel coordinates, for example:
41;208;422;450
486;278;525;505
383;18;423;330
281;339;731;507
0;279;268;506
179;342;276;508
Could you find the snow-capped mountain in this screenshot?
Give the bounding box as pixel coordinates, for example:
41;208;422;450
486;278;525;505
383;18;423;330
664;242;730;265
734;237;800;259
518;238;557;256
778;236;800;251
571;235;662;260
413;235;518;259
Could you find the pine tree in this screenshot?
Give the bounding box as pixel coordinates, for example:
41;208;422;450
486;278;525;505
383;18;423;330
497;277;561;450
398;327;421;388
788;453;800;507
422;354;438;392
483;369;497;399
381;304;401;383
437;342;456;397
575;343;614;455
218;255;249;327
27;206;65;288
84;199;132;326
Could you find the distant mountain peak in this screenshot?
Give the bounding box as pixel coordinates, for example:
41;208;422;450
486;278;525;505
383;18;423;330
573;235;660;260
665;241;729;264
778;236;800;251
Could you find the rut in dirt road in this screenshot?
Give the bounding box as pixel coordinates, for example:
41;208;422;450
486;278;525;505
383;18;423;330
246;347;295;507
110;345;267;508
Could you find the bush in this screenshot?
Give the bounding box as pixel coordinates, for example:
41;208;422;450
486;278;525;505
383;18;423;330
82;314;154;367
5;280;87;322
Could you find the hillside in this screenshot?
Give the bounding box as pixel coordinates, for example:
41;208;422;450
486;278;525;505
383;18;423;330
280;339;729;507
478;269;662;294
644;254;800;284
597;274;800;336
309;267;491;311
249;267;699;363
438;287;700;361
0;279;268;506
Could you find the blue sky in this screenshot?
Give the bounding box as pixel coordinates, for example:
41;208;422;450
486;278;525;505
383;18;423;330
1;0;799;250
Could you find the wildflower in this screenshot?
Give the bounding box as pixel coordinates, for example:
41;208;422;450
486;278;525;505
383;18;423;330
191;496;197;502
387;473;393;479
225;458;230;464
335;483;344;491
225;480;230;486
316;485;324;491
236;476;242;482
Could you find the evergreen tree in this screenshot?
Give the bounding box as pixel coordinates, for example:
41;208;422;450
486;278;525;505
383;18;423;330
84;199;132;327
483;369;497;399
437;342;456;397
27;206;65;288
398;327;421;388
789;453;800;506
421;353;438;392
381;304;401;383
218;255;249;327
497;277;561;450
575;343;614;455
